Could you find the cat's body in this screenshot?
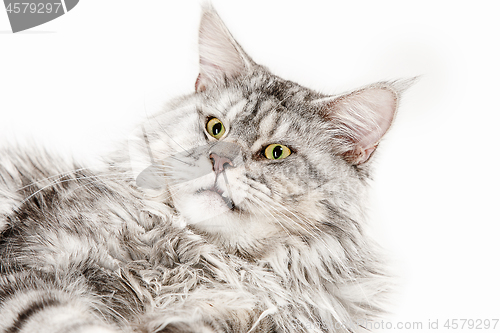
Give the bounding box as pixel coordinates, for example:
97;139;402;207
0;7;410;333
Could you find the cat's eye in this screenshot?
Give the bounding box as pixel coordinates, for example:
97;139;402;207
264;144;291;160
206;117;225;139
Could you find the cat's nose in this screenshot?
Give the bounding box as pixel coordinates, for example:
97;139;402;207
209;153;234;175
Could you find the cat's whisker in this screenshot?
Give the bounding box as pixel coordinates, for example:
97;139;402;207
63;176;143;198
249;189;356;278
14;164;105;191
18;171;136;206
243;193;321;252
221;170;234;203
249;198;294;240
239;177;357;279
239;184;309;237
274;207;354;275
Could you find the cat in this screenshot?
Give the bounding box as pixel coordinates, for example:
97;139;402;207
0;6;412;333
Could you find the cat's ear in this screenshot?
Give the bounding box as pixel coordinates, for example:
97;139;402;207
317;80;412;165
196;6;254;92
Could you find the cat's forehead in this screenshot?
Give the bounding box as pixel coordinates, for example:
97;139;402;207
201;74;321;124
197;75;331;151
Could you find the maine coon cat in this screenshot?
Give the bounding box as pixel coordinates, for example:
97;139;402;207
0;6;411;333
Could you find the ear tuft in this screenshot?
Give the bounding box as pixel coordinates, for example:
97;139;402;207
196;6;253;92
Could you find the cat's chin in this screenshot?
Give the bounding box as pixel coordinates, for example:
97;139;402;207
197;187;235;210
174;190;238;229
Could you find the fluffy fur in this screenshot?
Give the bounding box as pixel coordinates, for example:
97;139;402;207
0;7;411;333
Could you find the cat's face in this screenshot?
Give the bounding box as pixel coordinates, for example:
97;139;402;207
142;8;403;256
161;75;352;254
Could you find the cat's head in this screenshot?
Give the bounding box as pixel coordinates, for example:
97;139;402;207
139;7;409;257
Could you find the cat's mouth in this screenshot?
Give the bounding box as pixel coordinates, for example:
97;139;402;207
198;186;234;210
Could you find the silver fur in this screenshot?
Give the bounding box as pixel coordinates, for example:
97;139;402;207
0;6;412;333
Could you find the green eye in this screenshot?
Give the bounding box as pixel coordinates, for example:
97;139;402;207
207;118;225;139
264;144;291;160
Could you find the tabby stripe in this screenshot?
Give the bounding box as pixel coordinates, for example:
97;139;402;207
266;112;282;139
5;298;61;333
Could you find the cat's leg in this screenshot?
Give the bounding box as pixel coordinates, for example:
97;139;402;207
0;270;127;333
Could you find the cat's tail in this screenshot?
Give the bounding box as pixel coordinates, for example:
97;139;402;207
0;270;123;333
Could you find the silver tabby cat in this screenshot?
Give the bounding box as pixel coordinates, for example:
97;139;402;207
0;6;411;333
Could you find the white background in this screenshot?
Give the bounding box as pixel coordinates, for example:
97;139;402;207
1;1;499;331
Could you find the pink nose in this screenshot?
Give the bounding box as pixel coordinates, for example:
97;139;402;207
209;153;234;174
